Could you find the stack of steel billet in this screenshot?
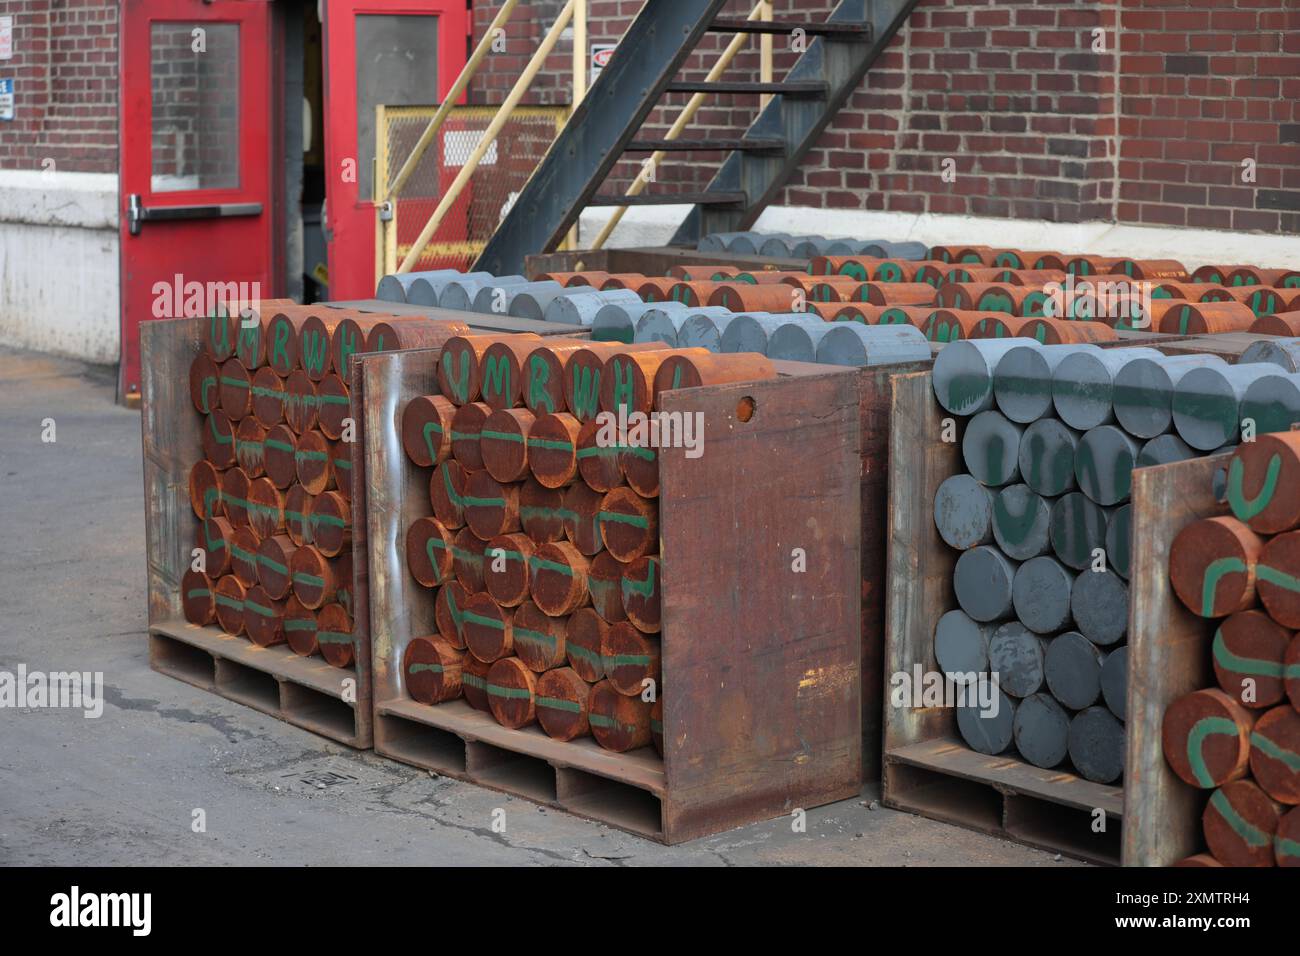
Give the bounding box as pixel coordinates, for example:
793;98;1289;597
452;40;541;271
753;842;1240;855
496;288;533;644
926;337;1298;783
695;230;929;260
181;299;467;666
1162;436;1300;867
397;332;776;754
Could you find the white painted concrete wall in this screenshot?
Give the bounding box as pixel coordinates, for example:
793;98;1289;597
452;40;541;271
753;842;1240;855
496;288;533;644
0;170;120;364
578;204;1300;271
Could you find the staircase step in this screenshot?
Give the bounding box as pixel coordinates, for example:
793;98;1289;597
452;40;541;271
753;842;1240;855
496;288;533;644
708;17;873;38
665;80;828;97
589;191;747;207
624;137;786;152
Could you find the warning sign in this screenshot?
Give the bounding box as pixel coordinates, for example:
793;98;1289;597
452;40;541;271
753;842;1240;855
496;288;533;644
590;43;616;86
0;79;13;121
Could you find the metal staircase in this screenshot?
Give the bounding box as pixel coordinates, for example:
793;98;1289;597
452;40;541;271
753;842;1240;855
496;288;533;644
475;0;920;276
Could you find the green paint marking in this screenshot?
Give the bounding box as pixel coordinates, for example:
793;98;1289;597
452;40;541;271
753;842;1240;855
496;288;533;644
231;544;258;566
270;320;291;369
1258;563;1300;595
606;654;651;667
1226;454;1280;522
1278;836;1300;860
586;713;636;733
185;588;211;600
422;421;444;462
1187;716;1241;787
244;601;275;618
219;374;249;390
317;631;352;645
520;505;577;523
514;627;556;648
440;467;465;508
215;594;244;611
295;450;328;462
576;445;618;460
567;644;602;664
600;510;649;529
425;538;448;583
482;353;511;403
409;662;445;675
449;430;479;442
462;610;504;630
445;587;465;631
207;416;232;446
569;365;600;420
1201;557;1247;617
527;436;574;452
284;619;315;632
526;355;555;413
292;572;325;588
462;494;505;509
486;683;531;700
1250;731;1300;772
609;359;635;414
302;331;328;375
1208;788;1271;848
335;325;358;371
250;385;284;401
536;695;580;713
1212;628;1284;678
481;429;524;444
265;438;294;453
622;560;657;600
199;376;217;412
462;673;486;690
318;394;350;406
529;555;574;577
441;349;472;404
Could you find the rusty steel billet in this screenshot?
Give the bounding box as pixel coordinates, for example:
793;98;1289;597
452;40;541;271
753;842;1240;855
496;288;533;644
462;654;492;711
603;622;660;696
598;487;657;563
229;527;260;587
1020;418;1081;496
852;281;938;307
376;268;463;303
233;305;288;371
1250;705;1300;804
234;418;266;478
1075;425;1140;506
1067;706;1125;783
576;419;623;492
1214;609;1290;709
1258;531;1300;628
283;369;319;434
263;310;311;376
922;309;988;341
1204;780;1283;865
1045;631;1104;710
203;310;239;363
808;255;879;277
1199;285;1287;317
256;533;298;600
599;348;709;415
1156;300;1254;335
1065;255;1124;276
933;338;1039;416
407;515;453;588
1013;692;1070;768
512;600;566;672
815;323;930;367
486;657;537;729
437;274;525;311
545;289;641;326
538;270;612;287
181;568;216;626
250;367;285;428
1169;516;1264;617
596;273;648;291
991;484;1051;560
526;412;580;489
718;313;820;354
213;575;246;635
402;394;456;467
956;688;1017;755
961;409;1023;486
634;277;680;302
481;407;535;482
529;540;590;616
565;607;608;682
1108;258;1188;280
520;340;591;415
1051;347;1164;430
518;478;566;543
316;374;350;441
220;467;250;529
705;282;805;313
995;269;1069;287
621;555;660;634
463;470;520;540
953;545;1018;622
1112;354;1229;440
934;610;992;674
243;585;286;647
936;283;1037;315
1250;312;1300;338
436;333;538;405
480;339;547;410
668;280;732;307
994;343;1100;424
868;305;932;326
462;591;514;664
1070;568;1129;646
651;352;776;406
1225;433;1300;534
289;544;336;609
429;460;470;529
588;679;652;752
933;474;994;550
988;622;1047;697
434;580;472;649
294;430;335;494
563;481;605;556
1020;317;1117;344
563;342;668;421
483;532;535;607
871;258;945;282
1137;434;1197;468
1241;371;1300;436
1277;807;1300;866
298;311;357;380
931;244;999;265
403;635;464;705
586;551;633;625
985;249;1057;269
448;402;489;470
189;460;223;520
926;264;1005;286
1049;492;1112;570
1172;364;1287;451
535;667;591;741
190;353;220;414
449;528;486;595
1013;556;1075;634
202;410;237;469
246;476;285;539
316;602;354;667
283;485;314;546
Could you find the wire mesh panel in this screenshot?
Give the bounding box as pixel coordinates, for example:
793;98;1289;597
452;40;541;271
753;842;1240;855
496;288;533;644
380;105;568;273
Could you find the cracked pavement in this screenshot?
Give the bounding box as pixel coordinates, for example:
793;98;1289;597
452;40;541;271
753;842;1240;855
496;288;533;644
0;347;1079;866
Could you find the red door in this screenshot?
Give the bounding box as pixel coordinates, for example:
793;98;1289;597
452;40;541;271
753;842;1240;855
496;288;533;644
119;0;275;400
322;0;468;300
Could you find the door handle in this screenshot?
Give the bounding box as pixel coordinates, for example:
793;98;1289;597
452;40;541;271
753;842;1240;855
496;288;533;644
127;194;262;236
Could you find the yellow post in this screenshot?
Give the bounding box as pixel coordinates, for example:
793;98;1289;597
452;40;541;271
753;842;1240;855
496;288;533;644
566;0;588;251
759;1;773;111
588;1;767;252
398;0;577;273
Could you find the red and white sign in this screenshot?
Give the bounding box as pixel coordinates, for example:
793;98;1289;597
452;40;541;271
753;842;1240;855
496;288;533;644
589;42;616;86
0;16;14;60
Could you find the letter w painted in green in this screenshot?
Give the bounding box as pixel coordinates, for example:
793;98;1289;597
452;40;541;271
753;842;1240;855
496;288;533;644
302;331;328;375
570;365;599;419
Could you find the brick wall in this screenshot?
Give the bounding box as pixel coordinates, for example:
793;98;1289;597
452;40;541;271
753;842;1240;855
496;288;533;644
0;1;119;174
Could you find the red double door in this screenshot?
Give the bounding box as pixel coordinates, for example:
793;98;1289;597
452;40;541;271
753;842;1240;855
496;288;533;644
119;0;467;400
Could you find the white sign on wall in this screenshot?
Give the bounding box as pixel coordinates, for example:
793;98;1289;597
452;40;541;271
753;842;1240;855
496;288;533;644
590;43;616;86
0;17;13;60
0;79;13;121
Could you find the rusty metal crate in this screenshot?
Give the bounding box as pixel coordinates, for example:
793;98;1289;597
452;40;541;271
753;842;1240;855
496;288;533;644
881;370;1124;865
141;316;374;748
360;348;863;843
